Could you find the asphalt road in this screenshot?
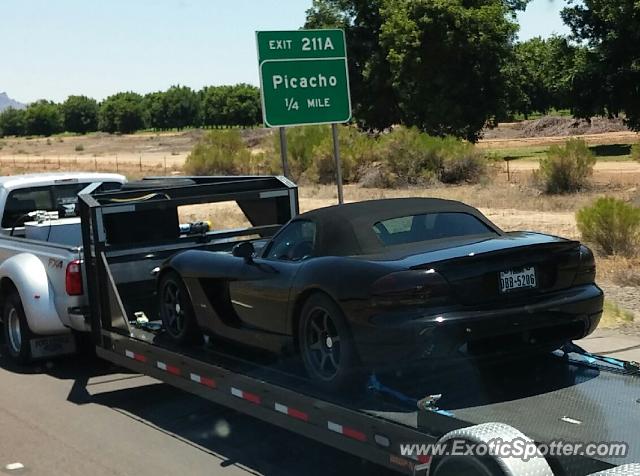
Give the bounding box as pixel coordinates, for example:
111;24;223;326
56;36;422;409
0;349;388;476
1;330;638;476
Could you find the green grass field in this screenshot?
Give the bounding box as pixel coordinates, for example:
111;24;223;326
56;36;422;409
486;143;635;162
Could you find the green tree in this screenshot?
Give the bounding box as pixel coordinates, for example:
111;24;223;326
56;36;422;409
305;0;401;131
24;100;63;136
379;0;519;142
98;92;146;134
305;0;528;141
201;86;233;127
0;107;26;136
144;91;170;130
61;95;98;133
562;0;640;130
505;36;581;118
225;84;261;127
163;85;200;129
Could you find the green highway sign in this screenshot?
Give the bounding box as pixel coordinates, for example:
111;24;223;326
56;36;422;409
256;29;352;127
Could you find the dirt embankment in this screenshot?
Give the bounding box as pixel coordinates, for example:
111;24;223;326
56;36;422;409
479;116;639;149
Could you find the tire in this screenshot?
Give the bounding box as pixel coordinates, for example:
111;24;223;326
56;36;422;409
298;293;362;393
431;455;504;476
158;272;202;345
2;291;33;364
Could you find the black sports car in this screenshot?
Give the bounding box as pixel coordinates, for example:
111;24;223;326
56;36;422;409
157;198;603;390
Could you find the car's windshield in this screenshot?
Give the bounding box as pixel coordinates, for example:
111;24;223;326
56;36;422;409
373;212;496;247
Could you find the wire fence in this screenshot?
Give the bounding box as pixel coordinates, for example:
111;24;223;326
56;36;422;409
0;154;186;175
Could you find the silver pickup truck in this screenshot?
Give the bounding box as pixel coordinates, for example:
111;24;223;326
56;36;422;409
0;172;126;363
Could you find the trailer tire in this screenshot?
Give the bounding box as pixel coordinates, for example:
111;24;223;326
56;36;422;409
431;453;504;476
158;272;202;345
436;423;553;476
3;291;33;364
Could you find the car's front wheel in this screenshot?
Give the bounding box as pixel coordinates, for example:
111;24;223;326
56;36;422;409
158;272;201;345
298;293;361;392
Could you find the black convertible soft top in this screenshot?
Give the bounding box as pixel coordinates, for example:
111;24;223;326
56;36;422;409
297;198;501;256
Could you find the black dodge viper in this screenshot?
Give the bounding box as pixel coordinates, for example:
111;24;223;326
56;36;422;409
157;198;603;390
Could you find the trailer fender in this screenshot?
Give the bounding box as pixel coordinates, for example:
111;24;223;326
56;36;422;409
0;253;66;335
588;464;640;475
434;422;553;476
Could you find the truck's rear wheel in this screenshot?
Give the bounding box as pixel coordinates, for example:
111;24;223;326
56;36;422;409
3;291;33;364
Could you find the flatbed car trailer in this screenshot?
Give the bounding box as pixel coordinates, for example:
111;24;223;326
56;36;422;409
77;176;640;476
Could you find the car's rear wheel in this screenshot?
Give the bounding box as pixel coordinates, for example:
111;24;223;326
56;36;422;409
3;291;33;364
159;272;201;344
298;293;361;392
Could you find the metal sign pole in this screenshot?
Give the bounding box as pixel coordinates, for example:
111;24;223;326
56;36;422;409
279;127;291;179
332;123;344;204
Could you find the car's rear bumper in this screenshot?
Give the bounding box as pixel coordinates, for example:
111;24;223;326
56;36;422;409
353;284;604;367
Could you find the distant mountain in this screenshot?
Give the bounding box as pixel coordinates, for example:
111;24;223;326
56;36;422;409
0;92;26;112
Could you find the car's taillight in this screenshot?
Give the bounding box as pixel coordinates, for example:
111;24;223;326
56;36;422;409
66;259;83;296
573;245;596;285
371;269;450;307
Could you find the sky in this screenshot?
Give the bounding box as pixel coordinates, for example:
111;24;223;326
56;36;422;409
2;0;571;104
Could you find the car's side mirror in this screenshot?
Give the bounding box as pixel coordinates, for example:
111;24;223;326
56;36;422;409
232;241;255;263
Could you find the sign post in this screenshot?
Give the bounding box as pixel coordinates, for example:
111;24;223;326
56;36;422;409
256;29;351;203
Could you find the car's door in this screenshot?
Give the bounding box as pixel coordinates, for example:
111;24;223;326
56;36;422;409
230;220;316;334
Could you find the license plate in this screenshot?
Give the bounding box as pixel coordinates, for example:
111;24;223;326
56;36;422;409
499;267;537;293
30;334;76;359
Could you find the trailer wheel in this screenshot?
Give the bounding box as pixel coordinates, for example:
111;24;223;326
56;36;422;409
431;453;504;476
2;291;33;364
436;423;553;476
158;272;202;344
298;293;362;392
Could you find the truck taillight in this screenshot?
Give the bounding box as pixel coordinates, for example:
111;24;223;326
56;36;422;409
66;259;83;296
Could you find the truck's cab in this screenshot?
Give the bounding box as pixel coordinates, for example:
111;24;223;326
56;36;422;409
0;172;126;363
0;173;125;238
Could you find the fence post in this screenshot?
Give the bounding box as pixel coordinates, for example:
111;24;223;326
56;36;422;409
116;154;119;173
164;156;167;175
139;154;142;172
95;156;98;171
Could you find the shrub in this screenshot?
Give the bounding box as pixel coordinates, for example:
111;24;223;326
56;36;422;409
273;125;330;180
184;129;252;175
535;139;596;193
75;144;84;152
632;143;640;162
376;127;486;186
576;197;640;256
307;126;376;184
439;150;487;184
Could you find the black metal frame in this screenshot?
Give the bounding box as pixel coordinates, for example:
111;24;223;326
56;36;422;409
77;176;639;476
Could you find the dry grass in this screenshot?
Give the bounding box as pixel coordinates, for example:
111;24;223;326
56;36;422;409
600;300;635;329
178;202;251;230
597;257;640;286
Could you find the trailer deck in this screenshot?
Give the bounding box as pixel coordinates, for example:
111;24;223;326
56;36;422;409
78;177;640;476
